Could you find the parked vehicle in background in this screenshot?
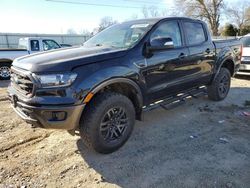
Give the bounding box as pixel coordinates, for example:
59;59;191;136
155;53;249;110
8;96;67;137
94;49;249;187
60;44;72;48
238;34;250;75
8;17;242;154
0;37;61;79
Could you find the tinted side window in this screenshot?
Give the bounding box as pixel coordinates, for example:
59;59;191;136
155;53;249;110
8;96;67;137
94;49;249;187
184;22;206;45
150;21;182;48
30;40;40;51
43;40;60;51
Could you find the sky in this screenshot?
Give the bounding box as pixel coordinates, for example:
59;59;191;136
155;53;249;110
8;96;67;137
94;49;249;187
0;0;173;34
0;0;240;34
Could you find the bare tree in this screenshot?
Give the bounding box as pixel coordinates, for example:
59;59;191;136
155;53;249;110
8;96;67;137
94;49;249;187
226;1;250;35
149;6;160;17
141;6;168;18
175;0;224;36
98;16;118;32
79;29;91;36
67;28;77;35
142;6;149;18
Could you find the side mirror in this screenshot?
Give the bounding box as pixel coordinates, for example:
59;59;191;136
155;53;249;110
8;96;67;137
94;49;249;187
148;37;174;52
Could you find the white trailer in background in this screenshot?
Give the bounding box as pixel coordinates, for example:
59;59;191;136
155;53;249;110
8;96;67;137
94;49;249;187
0;37;62;79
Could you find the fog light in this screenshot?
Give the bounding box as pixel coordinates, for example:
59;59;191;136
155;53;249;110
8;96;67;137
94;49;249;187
44;111;67;121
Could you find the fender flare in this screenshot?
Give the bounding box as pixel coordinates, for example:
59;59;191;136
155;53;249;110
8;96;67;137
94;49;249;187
90;78;144;108
0;58;13;63
213;57;234;81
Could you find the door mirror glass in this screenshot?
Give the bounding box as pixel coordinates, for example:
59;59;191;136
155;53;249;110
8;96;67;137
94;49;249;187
149;37;174;51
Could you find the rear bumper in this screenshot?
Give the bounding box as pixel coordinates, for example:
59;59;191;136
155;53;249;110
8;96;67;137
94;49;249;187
9;94;85;130
236;63;250;75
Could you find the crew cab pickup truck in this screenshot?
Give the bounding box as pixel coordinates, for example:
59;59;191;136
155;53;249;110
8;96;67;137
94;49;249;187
0;37;61;79
8;17;242;154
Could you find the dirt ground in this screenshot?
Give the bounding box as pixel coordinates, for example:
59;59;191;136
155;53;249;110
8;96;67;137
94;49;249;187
0;77;250;188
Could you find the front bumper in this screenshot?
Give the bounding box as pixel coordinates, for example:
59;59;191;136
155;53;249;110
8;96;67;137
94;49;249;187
237;62;250;75
9;94;85;130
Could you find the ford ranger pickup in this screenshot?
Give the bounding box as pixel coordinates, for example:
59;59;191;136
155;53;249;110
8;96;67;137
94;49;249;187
8;17;242;153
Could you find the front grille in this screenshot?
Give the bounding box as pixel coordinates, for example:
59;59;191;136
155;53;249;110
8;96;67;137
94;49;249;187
11;68;34;96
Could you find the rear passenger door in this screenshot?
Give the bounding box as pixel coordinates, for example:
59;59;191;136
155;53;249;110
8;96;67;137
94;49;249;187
182;21;215;85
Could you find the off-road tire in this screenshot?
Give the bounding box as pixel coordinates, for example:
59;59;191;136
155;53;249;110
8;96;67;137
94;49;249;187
80;92;135;154
0;63;11;80
207;68;231;101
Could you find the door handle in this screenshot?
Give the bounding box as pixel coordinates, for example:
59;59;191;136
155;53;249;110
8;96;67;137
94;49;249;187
133;59;148;68
134;62;146;68
179;53;187;59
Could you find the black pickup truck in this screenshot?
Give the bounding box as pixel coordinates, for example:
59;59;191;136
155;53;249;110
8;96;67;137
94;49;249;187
8;17;242;153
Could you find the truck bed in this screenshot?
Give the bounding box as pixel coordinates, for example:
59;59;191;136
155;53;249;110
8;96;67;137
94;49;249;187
213;39;241;49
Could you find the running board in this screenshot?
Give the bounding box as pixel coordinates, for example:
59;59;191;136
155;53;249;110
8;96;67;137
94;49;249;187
143;87;207;112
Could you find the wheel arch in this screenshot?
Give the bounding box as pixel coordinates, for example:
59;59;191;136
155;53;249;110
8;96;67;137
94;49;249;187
0;58;13;64
220;58;234;76
85;78;144;120
213;57;235;82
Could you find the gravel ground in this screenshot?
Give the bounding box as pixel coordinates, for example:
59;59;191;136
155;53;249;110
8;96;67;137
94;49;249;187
0;77;250;188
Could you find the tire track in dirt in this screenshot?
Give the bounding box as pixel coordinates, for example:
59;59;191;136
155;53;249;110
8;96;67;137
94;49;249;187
0;132;52;153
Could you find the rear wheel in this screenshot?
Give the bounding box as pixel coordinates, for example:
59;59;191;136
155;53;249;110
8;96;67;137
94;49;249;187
0;63;11;80
207;68;231;101
80;92;135;154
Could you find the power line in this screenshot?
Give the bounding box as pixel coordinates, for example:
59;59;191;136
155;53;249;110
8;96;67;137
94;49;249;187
124;0;169;6
46;0;143;9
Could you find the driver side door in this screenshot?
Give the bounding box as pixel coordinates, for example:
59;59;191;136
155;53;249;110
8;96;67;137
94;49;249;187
142;20;191;102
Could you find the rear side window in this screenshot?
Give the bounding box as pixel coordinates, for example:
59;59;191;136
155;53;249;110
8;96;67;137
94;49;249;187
184;22;206;46
30;40;40;51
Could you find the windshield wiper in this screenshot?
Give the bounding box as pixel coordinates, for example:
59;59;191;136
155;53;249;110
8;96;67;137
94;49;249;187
93;43;124;49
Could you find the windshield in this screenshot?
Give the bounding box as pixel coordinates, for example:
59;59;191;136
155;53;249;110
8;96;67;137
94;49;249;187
84;22;153;49
241;36;250;47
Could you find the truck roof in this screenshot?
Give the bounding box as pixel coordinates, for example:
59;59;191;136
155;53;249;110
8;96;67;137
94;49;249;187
123;17;202;25
19;37;53;41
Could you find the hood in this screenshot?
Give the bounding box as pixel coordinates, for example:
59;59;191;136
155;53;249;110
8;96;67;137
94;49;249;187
13;46;127;73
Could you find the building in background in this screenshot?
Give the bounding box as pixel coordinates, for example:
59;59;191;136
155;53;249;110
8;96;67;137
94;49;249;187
0;33;90;49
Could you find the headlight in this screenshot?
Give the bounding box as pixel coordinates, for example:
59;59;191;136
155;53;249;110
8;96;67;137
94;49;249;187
37;73;77;88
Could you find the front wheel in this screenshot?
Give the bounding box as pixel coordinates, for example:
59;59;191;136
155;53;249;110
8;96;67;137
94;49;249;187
0;63;11;80
80;92;135;154
207;68;231;101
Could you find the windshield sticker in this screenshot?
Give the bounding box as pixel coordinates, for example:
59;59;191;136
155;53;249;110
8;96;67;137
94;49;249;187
131;24;150;28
